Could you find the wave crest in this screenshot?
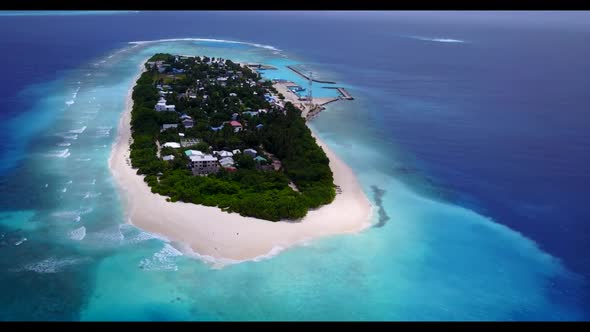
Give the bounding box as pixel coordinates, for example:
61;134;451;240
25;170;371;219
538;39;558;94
128;37;282;52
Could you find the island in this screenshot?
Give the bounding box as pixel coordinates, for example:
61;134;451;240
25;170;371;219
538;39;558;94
110;53;372;263
130;53;337;221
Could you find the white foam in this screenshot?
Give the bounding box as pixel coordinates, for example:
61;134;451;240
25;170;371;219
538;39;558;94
69;126;87;134
120;223;165;244
128;37;282;52
138;243;183;271
72;86;81;99
57;142;71;147
65;100;75;106
62;187;67;193
21;257;89;274
88;225;125;244
178;238;315;269
75;158;92;162
83;191;101;199
47;148;70;158
69;226;86;241
51;207;93;222
410;36;466;43
95;127;112;137
44;183;48;188
58;133;78;140
15;237;27;246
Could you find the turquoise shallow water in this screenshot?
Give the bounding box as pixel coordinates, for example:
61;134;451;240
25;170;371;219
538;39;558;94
0;39;586;320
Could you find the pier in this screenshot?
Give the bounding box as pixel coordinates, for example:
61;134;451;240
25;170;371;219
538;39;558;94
243;63;277;70
287;65;337;84
323;87;354;100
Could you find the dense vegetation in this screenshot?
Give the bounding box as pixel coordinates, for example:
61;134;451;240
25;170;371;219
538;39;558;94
129;53;335;221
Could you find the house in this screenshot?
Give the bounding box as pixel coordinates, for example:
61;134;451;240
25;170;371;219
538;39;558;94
219;157;235;168
231;113;239;120
256;124;264;129
163;142;181;149
254;156;268;163
182;118;194;129
161;124;178;132
180;138;201;147
243;111;258;117
185;150;204;157
162;155;175;161
189;154;219;176
232;149;241;155
229;93;237;97
155;98;176;112
229;121;242;132
216;150;234;159
178;133;185;137
243;148;257;157
180;114;192;120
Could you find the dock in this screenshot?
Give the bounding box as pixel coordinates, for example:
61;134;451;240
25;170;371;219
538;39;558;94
287;65;336;84
323;87;354;100
242;63;277;70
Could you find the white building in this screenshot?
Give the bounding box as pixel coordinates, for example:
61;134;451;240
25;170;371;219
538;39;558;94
163;142;181;149
162;155;175;161
155;98;176;112
214;150;233;159
189;154;219;175
219;157;235;168
232;149;241;155
161;124;178;132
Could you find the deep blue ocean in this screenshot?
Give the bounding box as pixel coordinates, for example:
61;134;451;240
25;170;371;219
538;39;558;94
0;11;588;320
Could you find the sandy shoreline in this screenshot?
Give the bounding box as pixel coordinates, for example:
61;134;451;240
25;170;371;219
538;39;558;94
109;63;373;267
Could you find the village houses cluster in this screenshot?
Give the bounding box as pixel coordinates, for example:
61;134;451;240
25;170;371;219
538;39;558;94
150;56;286;176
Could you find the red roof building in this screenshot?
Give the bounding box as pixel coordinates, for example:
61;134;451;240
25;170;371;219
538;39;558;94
229;121;242;127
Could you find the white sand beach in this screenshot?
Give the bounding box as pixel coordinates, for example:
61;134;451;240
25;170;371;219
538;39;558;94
109;64;373;266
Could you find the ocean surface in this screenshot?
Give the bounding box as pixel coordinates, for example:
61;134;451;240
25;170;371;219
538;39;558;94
0;11;588;320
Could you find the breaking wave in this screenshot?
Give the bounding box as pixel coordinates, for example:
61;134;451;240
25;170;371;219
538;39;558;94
69;226;87;241
139;244;183;271
69;126;87;134
83;191;101;199
409;36;466;43
129;37;282;52
20;257;89;274
46;149;70;158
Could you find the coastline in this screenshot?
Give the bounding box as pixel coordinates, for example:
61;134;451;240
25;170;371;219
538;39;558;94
109;62;373;267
